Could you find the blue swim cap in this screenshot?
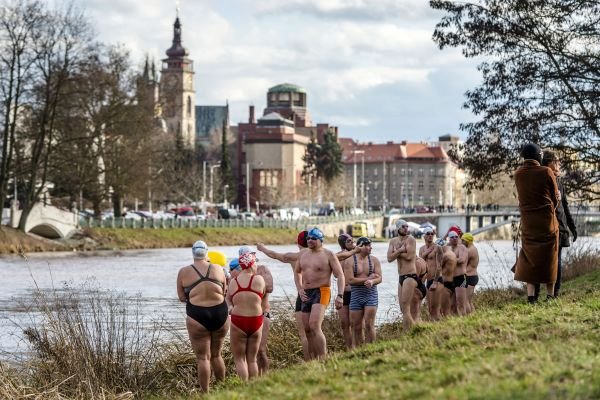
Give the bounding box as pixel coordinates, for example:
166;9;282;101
307;227;324;242
229;258;240;271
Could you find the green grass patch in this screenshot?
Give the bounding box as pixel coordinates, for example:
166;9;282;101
84;227;301;250
203;269;600;400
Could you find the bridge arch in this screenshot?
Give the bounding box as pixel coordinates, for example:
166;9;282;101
28;223;64;239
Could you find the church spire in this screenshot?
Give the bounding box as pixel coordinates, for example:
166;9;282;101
165;13;188;59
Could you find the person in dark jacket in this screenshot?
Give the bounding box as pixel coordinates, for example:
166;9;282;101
535;150;578;298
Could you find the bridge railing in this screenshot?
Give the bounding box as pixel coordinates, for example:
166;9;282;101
79;212;383;230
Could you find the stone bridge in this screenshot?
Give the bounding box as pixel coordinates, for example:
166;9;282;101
5;203;78;239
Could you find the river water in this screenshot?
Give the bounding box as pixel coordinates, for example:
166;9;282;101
1;238;597;359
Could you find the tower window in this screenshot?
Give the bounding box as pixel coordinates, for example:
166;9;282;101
187;96;192;117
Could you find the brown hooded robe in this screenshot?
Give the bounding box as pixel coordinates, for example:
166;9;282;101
514;160;560;283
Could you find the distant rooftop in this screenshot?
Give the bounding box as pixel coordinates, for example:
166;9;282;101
268;83;306;94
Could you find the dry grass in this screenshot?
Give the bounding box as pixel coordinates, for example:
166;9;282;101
562;242;600;281
2;245;599;399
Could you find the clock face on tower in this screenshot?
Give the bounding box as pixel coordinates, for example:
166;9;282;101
164;74;180;91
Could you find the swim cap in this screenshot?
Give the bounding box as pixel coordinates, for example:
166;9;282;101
338;233;352;250
448;225;463;237
435;238;446;247
447;230;459;239
192;240;208;259
422;227;434;235
356;236;372;247
307;227;324;242
207;250;227;267
395;219;408;230
461;233;474;244
521;142;542;163
239;246;255;256
239;252;256;270
229;258;241;271
297;230;309;248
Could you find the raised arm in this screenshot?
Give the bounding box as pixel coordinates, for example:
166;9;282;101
257;243;299;263
387;238;402;262
329;250;345;295
337;246;360;261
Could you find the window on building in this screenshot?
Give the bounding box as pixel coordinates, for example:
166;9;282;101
408;182;413;190
374;168;378;176
429;183;435;191
418;181;424;191
408;168;413;177
279;93;290;101
187;96;192;116
419;168;424;177
374;182;378;189
401;168;406;176
430;168;435;176
392;166;396;175
392;181;396;189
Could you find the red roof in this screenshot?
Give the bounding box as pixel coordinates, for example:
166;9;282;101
341;138;448;163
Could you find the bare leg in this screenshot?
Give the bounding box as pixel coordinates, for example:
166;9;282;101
455;287;468;316
466;285;476;314
186;318;212;392
546;282;555;297
210;319;229;382
230;324;249;380
428;286;441;321
411;293;423;322
245;328;262;379
400;279;417;330
349;309;364;348
295;311;310;361
363;306;377;344
338;304;352;350
305;304;327;359
257;316;270;375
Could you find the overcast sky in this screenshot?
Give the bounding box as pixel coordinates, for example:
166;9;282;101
80;0;481;143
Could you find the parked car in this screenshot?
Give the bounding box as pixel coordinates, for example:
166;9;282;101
240;211;257;220
217;208;238;219
352;221;376;238
171;207;196;219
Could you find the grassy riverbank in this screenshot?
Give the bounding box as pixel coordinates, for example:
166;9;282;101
2;248;599;399
0;227;303;254
203;270;600;400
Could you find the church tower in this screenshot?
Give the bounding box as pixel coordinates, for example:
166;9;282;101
160;14;195;148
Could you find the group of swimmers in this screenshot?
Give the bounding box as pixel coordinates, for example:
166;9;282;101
177;221;480;392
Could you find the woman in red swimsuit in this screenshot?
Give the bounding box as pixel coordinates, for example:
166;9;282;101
226;251;266;380
176;241;229;393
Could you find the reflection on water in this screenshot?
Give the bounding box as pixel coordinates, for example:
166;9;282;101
1;238;597;358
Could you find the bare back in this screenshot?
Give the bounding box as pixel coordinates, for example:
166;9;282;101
227;272;265;317
466;245;480;276
177;262;226;307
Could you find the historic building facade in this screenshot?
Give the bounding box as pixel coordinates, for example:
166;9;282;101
234;83;339;209
340;136;466;211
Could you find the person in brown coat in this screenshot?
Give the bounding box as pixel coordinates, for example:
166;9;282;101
514;143;560;303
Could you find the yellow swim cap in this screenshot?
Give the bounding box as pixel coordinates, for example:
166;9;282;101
461;233;474;243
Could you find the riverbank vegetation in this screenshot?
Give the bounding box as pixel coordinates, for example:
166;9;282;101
0;227;304;254
1;247;599;399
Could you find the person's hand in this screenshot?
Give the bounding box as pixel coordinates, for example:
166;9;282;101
353;246;361;253
299;291;308;302
364;279;373;288
334;296;343;309
256;243;266;253
430;281;438;291
572;230;578;243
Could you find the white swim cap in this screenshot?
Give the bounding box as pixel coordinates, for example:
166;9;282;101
192;240;208;259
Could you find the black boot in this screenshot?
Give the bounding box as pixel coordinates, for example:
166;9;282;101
527;295;537;304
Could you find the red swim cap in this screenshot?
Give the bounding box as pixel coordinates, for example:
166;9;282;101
449;226;463;237
297;230;308;248
239;252;256;270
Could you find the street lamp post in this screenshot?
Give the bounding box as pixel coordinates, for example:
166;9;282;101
352;150;364;210
209;163;221;204
223;184;229;208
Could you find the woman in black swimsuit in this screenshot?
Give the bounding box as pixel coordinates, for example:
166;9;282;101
176;240;229;393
